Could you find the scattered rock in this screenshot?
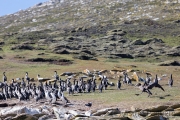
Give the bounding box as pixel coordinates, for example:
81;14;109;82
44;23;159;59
164;107;174;111
131;39;145;45
73;53;98;61
92;108;119;116
143;105;169;112
11;44;34;50
38;114;55;120
146;115;167;120
169;104;180;109
74;117;89;120
12;113;38;120
64;113;74;120
53;107;61;119
109;117;131;120
144;38;164;45
85;110;92;117
112;53;134;59
172;111;180;116
0;114;16;120
0;103;8;107
55;49;70;54
105;108;120;115
131;106;141;112
167;46;180;56
68;110;81;116
158;60;180;66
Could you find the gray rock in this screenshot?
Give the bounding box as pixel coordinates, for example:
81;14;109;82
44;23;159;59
167;46;180;56
92;108;119;116
105;108;120;115
158;60;180;66
131;39;145;45
85;110;92;117
142;105;169;112
12;113;38;120
38;114;55;120
144;38;164;45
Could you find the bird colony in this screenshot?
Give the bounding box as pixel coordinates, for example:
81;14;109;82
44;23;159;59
0;69;173;103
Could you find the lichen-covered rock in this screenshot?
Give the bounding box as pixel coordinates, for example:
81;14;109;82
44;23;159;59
38;114;55;120
92;108;119;116
142;105;169;112
0;106;41;116
164;107;174;111
85;110;92;117
128;113;146;120
131;106;142;112
172;111;180;116
12;113;38;120
158;60;180;66
64;113;74;120
105;108;120;115
169;104;180;109
109;117;131;120
146;115;167;120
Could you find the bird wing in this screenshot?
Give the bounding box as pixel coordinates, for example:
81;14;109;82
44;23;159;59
147;82;155;89
155;84;165;91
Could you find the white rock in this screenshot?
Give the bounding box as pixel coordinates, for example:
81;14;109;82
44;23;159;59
85;110;92;116
68;110;80;116
53;107;61;119
0;106;41;116
64;113;74;120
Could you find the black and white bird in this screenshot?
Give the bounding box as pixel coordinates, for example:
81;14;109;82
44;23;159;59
85;102;92;109
3;72;7;82
146;75;165;91
117;79;121;90
135;83;152;97
53;71;59;80
168;74;173;87
25;72;30;84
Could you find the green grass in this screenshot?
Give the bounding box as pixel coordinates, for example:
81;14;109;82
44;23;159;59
0;50;180;110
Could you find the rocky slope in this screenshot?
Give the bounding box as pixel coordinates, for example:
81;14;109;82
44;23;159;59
0;0;180;61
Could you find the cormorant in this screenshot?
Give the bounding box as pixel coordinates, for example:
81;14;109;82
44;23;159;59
85;102;92;110
135;83;152;97
98;80;103;93
117;79;121;90
146;75;165;91
3;72;7;82
168;74;173;87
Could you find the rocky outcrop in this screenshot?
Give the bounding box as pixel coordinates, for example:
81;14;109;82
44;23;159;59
1;103;180;120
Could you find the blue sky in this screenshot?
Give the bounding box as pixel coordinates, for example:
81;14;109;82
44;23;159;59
0;0;48;16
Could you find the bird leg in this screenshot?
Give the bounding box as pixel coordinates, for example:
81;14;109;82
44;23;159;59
146;89;152;97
